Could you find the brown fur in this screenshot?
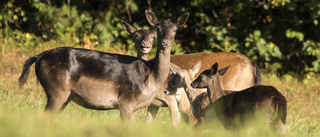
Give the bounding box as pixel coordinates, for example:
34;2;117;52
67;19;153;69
171;52;261;90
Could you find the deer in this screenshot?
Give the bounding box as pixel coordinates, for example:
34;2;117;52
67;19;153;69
18;10;189;121
121;20;181;126
170;52;261;90
191;62;287;133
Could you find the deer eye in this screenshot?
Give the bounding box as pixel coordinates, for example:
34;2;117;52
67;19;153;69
135;35;140;39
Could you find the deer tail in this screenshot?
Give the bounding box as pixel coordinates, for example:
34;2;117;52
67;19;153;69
19;55;39;88
280;99;287;124
252;62;261;85
274;97;287;124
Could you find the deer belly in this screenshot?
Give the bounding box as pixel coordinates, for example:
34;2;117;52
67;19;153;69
70;77;120;110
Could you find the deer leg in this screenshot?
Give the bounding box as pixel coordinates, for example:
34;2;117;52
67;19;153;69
44;89;71;112
166;98;180;127
146;105;160;124
120;105;134;121
131;110;139;122
59;95;72;111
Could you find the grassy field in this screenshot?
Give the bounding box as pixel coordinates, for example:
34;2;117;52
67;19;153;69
0;46;319;137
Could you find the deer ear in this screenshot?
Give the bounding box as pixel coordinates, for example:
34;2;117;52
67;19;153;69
210;63;218;76
170;63;182;75
218;65;230;76
120;20;136;36
191;61;202;75
145;10;159;26
176;12;189;28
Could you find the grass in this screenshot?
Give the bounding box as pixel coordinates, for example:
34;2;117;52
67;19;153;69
0;45;319;137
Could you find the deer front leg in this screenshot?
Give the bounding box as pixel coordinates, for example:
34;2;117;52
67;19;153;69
120;105;135;122
131;110;139;122
166;98;181;127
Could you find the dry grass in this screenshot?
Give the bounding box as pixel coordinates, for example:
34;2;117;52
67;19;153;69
0;46;319;137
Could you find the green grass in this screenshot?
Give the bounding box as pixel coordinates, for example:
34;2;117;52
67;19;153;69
0;46;319;137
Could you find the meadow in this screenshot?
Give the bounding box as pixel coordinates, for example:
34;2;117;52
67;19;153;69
0;45;319;137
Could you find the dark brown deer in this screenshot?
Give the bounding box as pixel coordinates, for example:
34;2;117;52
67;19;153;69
191;63;287;133
121;20;181;126
18;10;189;121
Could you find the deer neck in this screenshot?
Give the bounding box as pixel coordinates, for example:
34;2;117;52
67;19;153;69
177;87;198;125
145;46;171;95
180;81;197;101
207;76;225;103
152;47;171;83
137;52;149;60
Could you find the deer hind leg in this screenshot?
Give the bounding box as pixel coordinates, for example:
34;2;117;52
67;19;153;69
146;105;160;124
44;88;71;112
273;120;286;135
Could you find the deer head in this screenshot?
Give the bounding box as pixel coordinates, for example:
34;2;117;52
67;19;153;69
145;10;189;48
121;21;156;60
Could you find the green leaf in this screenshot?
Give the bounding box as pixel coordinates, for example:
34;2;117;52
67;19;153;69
245;42;250;47
129;2;138;12
21;11;25;17
254;30;261;36
297;33;304;41
314;20;318;26
7;2;12;8
286;29;293;38
13;15;18;20
23;17;28;22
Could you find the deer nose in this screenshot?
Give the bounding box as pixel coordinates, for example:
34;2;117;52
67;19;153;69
161;40;170;46
142;41;150;46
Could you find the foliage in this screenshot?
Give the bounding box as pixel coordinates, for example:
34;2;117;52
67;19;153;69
0;0;320;75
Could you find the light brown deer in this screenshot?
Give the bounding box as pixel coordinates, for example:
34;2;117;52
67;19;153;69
121;20;181;126
18;10;189;121
171;52;261;90
191;63;287;133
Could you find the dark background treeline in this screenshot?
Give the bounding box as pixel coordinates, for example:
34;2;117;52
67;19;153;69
1;0;319;77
